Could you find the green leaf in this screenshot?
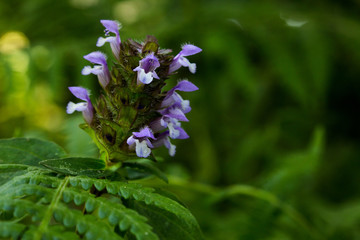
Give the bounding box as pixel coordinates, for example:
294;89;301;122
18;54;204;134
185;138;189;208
40;157;108;177
0;138;67;167
128;199;204;240
124;159;168;183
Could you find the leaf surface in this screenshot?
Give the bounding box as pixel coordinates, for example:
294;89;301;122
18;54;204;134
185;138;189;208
0;138;67;167
40;157;108;177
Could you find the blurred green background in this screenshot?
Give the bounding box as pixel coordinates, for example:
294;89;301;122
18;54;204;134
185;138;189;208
1;0;360;239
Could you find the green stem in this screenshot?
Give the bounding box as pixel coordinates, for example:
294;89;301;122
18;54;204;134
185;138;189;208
33;176;69;240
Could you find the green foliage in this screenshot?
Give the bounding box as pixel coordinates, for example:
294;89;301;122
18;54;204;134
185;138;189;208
1;1;360;239
0;138;204;240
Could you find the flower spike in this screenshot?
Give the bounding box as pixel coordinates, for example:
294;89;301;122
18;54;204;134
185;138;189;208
70;20;201;160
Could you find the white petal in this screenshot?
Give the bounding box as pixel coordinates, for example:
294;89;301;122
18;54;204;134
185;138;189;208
138;69;153;84
188;63;196;73
135;139;151;158
168;122;180;139
164;137;176;156
81;66;92;75
96;37;107;47
66;102;87;114
178;56;190;67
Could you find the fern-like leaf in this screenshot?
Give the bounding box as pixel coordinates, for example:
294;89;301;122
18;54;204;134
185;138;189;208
0;138;204;240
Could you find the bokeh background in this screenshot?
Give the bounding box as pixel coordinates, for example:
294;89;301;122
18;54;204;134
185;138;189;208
1;0;360;239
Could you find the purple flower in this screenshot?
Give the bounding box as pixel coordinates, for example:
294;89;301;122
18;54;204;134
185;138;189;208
158;106;189;122
66;87;94;124
127;126;156;158
97;20;122;60
133;53;160;85
169;44;202;74
161;80;199;113
150;116;189;139
81;51;111;88
152;131;176;157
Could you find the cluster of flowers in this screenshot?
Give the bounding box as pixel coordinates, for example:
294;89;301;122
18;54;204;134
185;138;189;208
66;20;201;160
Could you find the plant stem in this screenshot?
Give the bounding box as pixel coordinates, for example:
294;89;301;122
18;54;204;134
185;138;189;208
33;176;69;240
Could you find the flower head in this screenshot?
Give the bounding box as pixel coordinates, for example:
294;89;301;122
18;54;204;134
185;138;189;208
97;20;122;60
66;87;94;124
81;51;110;88
70;20;201;160
133;53;160;85
169;44;202;74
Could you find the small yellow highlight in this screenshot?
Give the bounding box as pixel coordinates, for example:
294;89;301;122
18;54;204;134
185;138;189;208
0;31;29;54
114;1;143;24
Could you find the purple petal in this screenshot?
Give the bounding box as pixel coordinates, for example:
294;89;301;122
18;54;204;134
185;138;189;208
180;44;202;57
140;53;160;73
159;107;189;122
149;118;165;132
100;20;121;40
83;51;107;66
127;136;136;146
133;126;156;139
168;61;182;74
68;87;90;102
176;127;189;139
167;80;198;97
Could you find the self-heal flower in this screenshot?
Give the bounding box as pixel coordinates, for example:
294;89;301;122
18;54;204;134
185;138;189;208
97;20;122;60
127;126;156;158
150;116;189;139
161;80;199;113
82;51;111;88
133;53;160;85
169;44;202;74
67;87;94;124
152;131;176;157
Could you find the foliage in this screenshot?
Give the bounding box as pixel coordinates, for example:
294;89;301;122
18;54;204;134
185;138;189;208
0;138;203;240
1;0;360;239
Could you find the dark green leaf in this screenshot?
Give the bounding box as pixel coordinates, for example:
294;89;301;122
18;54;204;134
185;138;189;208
128;199;204;240
0;138;67;167
40;157;109;177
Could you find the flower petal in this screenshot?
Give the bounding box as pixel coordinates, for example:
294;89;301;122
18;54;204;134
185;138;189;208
66;101;87;114
100;20;122;38
96;37;107;47
180;44;202;56
174;80;199;92
83;51;107;66
68;87;90;101
133;126;156;139
81;65;103;76
164;137;176;157
159;107;189;122
138;69;154;84
135;139;151;158
127;136;136;146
